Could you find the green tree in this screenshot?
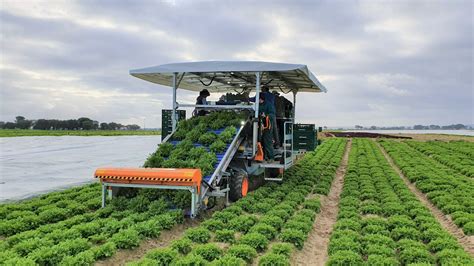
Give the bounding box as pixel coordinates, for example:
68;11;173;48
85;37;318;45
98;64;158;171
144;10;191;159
126;124;140;130
15;116;32;129
15;116;25;123
100;123;109;130
4;122;15;129
78;117;93;130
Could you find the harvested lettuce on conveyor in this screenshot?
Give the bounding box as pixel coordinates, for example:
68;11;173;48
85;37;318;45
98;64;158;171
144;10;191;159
144;111;247;177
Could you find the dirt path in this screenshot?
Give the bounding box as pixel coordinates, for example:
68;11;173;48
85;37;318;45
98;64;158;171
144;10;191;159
374;140;474;256
291;139;352;265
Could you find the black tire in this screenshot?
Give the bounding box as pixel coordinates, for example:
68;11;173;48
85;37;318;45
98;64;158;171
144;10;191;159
229;169;249;202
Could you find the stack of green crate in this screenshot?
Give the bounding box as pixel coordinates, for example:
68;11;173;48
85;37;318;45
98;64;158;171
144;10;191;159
162;109;186;140
293;123;317;151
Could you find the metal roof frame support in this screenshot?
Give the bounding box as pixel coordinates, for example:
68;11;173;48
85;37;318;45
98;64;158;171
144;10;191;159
230;72;256;86
190;72;232;89
253;72;261;156
268;71;299;91
255;72;261;117
172;72;178;131
293;89;297;122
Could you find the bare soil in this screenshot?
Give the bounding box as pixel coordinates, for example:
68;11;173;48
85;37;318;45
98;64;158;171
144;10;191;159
291;139;352;265
375;140;474;256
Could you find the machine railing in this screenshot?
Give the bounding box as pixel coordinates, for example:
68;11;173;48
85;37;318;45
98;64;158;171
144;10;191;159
283;121;294;169
200;124;245;201
161;129;175;143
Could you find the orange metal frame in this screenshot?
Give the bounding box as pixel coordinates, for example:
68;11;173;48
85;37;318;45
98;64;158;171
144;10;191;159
95;167;202;192
255;142;264;161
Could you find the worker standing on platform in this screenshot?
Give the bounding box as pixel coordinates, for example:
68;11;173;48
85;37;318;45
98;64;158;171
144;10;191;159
193;89;210;116
250;86;279;148
259;93;275;162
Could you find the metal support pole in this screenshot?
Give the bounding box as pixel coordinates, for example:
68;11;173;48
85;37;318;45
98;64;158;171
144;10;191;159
225;181;230;206
255;72;261;117
190;187;197;218
292;90;297;122
101;184;107;208
292;91;297;158
252;72;261;155
172;72;178;131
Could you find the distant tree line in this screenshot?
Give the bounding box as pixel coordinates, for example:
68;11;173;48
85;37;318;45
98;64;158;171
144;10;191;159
354;124;471;130
0;116;141;130
412;124;470;130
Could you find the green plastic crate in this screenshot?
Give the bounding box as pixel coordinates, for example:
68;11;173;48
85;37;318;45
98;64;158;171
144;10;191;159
162;109;186;140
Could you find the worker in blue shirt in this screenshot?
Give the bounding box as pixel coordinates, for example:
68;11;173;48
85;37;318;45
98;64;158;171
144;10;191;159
258;93;274;161
250;86;279;148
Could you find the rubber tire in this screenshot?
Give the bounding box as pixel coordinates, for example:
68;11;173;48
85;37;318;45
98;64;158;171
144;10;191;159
229;170;249;202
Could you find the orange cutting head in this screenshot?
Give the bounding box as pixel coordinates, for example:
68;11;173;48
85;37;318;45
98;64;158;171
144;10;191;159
95;167;202;192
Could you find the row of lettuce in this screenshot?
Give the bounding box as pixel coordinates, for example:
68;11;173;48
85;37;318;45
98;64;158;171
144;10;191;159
0;184;102;236
0;184;194;265
380;140;474;235
326;139;473;265
432;140;474;158
404;140;473;177
126;138;347;266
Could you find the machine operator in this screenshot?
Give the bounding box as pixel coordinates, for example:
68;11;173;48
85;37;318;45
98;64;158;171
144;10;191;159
259;93;275;162
250;87;279;148
193;89;210;116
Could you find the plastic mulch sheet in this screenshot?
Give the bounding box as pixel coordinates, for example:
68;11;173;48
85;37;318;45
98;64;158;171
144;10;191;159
0;135;161;202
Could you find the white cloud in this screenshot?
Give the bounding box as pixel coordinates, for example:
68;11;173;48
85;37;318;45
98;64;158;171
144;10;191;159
0;0;472;127
366;73;414;96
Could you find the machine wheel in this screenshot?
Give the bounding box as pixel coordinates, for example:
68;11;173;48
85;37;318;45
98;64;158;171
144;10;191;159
229;170;249;202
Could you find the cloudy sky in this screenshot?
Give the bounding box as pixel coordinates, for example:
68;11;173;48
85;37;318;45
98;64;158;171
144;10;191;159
0;0;472;128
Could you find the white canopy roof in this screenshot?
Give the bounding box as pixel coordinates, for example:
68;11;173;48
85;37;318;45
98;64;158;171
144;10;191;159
130;61;327;93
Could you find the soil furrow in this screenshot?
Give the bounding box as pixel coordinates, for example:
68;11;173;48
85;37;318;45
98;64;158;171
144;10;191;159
291;139;352;265
374;140;474;256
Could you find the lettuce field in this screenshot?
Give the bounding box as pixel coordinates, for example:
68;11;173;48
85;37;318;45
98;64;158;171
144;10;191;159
0;137;473;265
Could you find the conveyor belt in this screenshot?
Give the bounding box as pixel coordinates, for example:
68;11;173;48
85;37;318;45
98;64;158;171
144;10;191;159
168;127;241;184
